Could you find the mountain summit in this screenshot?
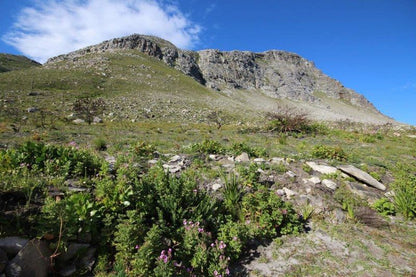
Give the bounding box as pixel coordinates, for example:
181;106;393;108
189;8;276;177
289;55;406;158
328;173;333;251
46;34;382;117
0;33;392;125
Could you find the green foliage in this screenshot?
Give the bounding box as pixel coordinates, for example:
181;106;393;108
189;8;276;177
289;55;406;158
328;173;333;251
191;139;226;155
359;133;384;143
392;164;416;219
93;137;107;151
236;163;261;188
266;109;325;135
73;97;106;125
132;141;156;158
242;186;302;238
334;184;367;219
40;193;101;241
222;174;243;220
372;198;396;216
311;144;348;161
229;142;266;158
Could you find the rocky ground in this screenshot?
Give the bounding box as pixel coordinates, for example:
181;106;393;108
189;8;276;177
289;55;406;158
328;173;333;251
1;151;415;276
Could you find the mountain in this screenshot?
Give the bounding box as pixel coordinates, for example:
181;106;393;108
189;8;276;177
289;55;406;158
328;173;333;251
1;34;394;125
0;53;41;72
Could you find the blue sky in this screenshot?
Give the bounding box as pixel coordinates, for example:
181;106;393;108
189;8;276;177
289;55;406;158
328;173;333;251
1;0;415;125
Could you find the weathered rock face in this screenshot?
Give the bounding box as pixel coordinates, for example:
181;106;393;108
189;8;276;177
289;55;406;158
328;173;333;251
46;34;378;112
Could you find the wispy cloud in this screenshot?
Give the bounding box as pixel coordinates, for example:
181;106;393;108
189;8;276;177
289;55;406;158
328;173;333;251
3;0;201;63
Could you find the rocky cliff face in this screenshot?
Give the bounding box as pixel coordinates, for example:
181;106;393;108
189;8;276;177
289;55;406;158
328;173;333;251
46;34;378;112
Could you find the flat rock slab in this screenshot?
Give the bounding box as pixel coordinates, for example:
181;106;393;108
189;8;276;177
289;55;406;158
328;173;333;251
338;165;386;191
306;162;338;175
0;237;28;256
6;239;52;277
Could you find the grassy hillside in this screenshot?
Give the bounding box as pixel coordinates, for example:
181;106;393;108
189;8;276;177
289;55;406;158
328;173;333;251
0;48;415;276
0;53;41;72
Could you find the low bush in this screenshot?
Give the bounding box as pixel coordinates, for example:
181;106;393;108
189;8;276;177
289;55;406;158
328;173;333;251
191;139;226;155
392;164;416;219
372;198;396;216
229;142;266;158
311;144;348;161
242;186;302;238
265;108;326;135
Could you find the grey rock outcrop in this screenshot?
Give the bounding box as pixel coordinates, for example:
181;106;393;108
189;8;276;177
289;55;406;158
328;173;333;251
0;237;28;256
338;165;386;191
5;239;52;277
46;34;379;112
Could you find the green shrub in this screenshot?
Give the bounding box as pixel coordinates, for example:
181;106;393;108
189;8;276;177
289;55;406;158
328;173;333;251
191;139;225;155
372;198;396;216
133;141;156;157
334;184;367;219
93;137;107;151
222;174;243;220
266;109;325;135
392;165;416;219
311;144;348;161
236;163;261;188
242;186;302;238
39;193;101;241
229;142;266;158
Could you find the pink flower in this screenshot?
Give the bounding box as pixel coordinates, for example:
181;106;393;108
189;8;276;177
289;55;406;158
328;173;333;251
219;241;226;249
135;245;140;249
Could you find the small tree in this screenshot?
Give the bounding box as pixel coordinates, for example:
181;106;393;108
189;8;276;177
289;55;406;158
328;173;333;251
73;97;106;125
207;110;224;129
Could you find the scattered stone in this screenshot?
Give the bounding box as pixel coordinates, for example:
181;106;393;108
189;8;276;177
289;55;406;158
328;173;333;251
0;237;28;256
346;182;380;204
235;152;249;162
58;265;77;277
73;118;85;124
148;159;158;166
276;189;285;197
407;135;416;139
169;155;182;163
283;187;296;199
57;243;90;263
322;179;338;190
338;165;386;191
26;107;38;113
332;208;347;224
0;248;7;273
163;164;182;174
79;247;96;271
270;157;286;164
384;190;395;200
285;171;296;178
5;239;52;277
208;154;219;161
306;176;321;185
212;183;222;191
306;161;338;175
253;158;266;164
93;116;103;123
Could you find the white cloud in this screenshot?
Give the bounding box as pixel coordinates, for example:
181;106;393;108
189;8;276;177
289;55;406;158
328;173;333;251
3;0;201;63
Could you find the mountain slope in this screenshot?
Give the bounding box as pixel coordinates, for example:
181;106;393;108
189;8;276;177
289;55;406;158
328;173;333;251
0;53;41;72
0;34;395;125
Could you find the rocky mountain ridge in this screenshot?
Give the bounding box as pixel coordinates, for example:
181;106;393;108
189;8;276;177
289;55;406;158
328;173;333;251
46;34;379;113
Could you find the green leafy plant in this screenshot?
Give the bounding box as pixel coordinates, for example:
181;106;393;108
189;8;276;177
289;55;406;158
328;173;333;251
191;139;226;155
372;198;396;216
73;97;106;125
312;144;348;161
222;173;243;220
229;142;266;158
242;186;302;238
93;137;107;151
